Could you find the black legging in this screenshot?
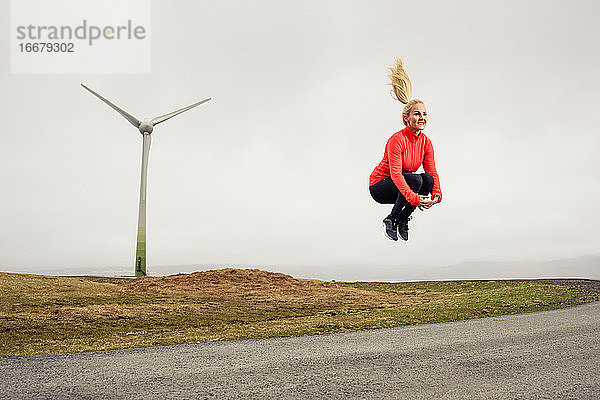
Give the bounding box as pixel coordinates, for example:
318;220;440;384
369;173;434;220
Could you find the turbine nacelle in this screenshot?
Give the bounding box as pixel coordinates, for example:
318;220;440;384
139;121;154;134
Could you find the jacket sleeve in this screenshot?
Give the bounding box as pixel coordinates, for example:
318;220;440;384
387;136;421;206
423;138;442;202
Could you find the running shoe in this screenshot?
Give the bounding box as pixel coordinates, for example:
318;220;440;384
397;216;412;241
383;217;398;241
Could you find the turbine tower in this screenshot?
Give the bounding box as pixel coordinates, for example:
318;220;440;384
81;84;211;277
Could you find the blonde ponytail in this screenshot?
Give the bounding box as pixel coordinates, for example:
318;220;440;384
389;58;424;126
389;58;412;104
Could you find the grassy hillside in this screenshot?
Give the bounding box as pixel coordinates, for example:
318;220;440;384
0;269;597;356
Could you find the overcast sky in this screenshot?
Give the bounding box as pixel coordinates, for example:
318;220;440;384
1;0;599;280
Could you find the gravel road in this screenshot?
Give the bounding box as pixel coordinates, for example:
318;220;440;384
1;300;599;399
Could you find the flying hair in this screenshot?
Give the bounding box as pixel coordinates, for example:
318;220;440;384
389;58;412;104
389;58;425;126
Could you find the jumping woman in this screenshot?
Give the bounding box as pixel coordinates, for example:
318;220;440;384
369;59;443;241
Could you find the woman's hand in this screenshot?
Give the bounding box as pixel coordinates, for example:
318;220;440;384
418;195;440;210
418;195;433;210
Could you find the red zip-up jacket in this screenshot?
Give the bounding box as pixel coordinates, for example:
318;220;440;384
369;126;442;206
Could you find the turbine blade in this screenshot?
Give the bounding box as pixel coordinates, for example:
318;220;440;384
81;84;141;128
151;98;211;126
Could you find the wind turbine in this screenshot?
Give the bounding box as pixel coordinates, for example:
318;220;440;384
81;84;211;277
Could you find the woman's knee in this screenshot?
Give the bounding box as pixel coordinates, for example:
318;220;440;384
403;173;423;192
370;185;396;204
419;173;434;194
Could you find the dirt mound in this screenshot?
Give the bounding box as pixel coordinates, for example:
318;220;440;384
122;268;342;297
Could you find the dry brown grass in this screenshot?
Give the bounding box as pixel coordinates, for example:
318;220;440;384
0;269;587;356
120;268;424;309
124;268;349;296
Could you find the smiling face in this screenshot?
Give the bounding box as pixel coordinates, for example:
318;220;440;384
403;102;428;134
